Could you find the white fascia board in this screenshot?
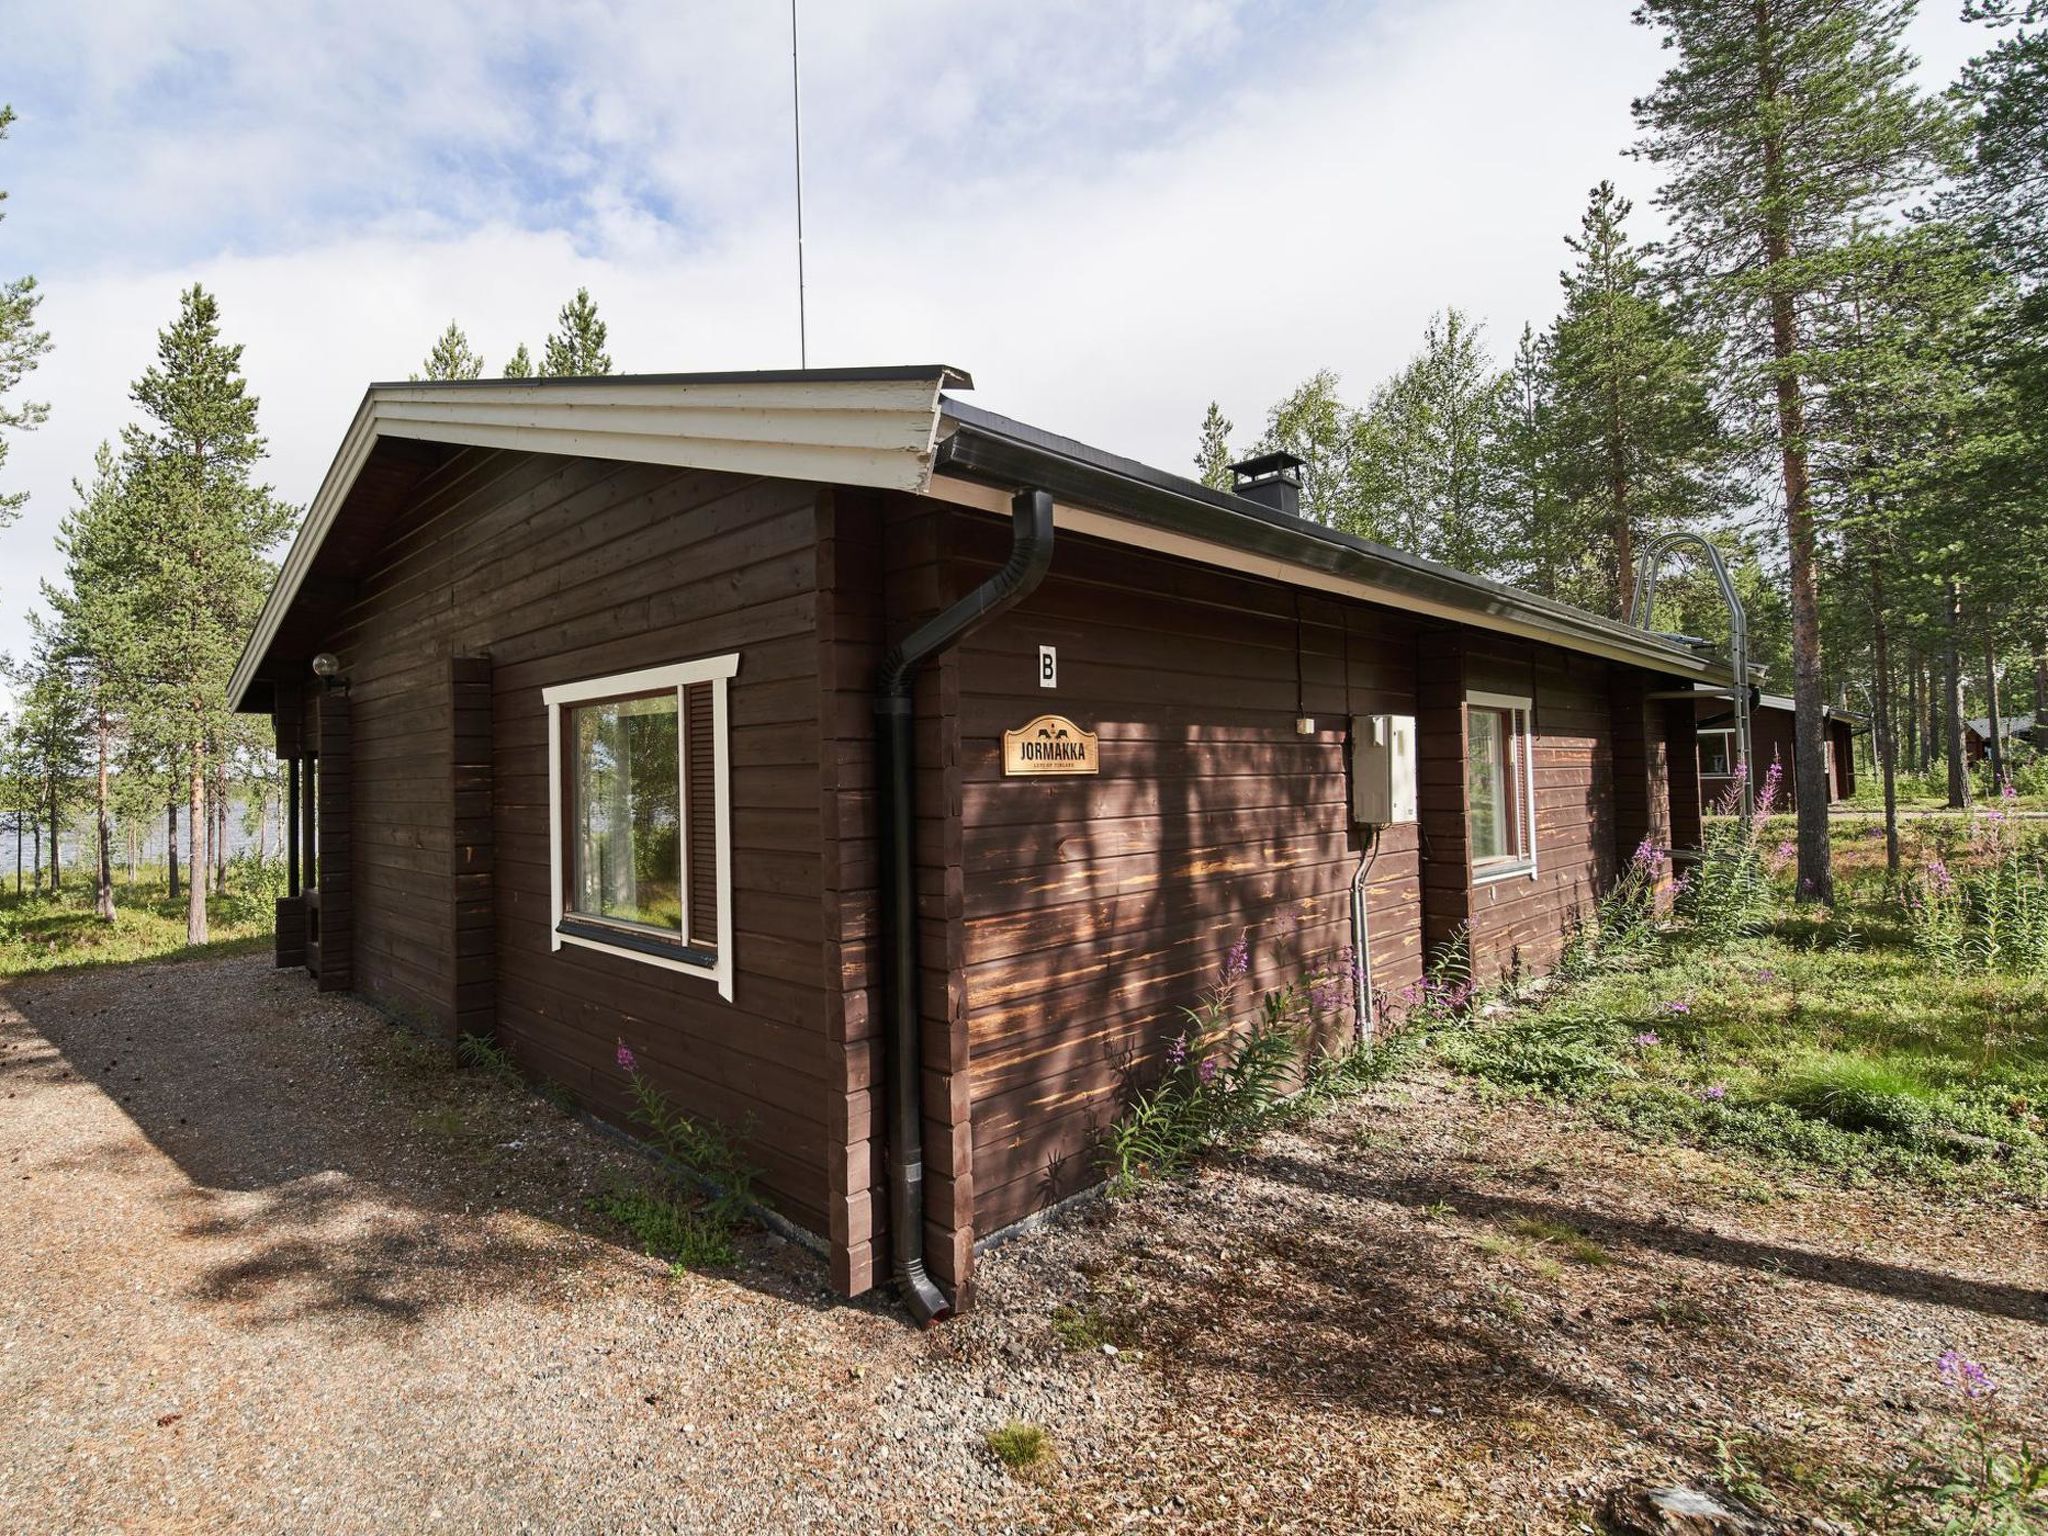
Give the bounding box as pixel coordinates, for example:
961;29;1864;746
228;374;953;710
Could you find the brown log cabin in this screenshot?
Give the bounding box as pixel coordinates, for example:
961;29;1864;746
229;367;1728;1319
1693;692;1861;812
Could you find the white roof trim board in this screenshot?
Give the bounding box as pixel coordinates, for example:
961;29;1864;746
228;370;964;709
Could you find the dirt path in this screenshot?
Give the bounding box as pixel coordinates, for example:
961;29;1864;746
2;955;2041;1533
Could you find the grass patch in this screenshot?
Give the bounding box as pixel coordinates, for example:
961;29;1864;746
1437;820;2048;1193
0;885;272;978
985;1420;1054;1474
1506;1216;1612;1265
1049;1300;1139;1352
590;1185;738;1272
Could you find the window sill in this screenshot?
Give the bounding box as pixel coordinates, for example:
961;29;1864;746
555;917;718;978
1473;860;1538;887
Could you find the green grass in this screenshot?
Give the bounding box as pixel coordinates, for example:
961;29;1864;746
985;1420;1054;1474
0;882;274;978
589;1185;739;1272
1441;820;2048;1193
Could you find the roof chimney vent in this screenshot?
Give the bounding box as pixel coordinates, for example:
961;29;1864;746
1228;451;1305;519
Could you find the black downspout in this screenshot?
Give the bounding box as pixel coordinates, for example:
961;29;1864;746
875;487;1054;1323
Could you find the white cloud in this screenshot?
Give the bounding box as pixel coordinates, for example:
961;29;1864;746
0;0;1985;693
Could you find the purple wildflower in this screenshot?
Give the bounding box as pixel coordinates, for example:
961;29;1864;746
1701;1084;1727;1102
1938;1349;1998;1400
1310;976;1342;1013
615;1039;637;1073
2002;780;2020;802
1751;968;1776;983
1631;836;1666;873
1165;1033;1188;1068
1223;932;1250;985
1197;1056;1219;1086
1664;999;1691;1015
1633;1031;1661;1048
1927;857;1954;896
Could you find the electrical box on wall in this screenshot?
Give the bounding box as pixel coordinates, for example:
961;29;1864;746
1349;714;1417;827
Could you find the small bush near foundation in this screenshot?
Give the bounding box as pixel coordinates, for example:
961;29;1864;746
986;1420;1053;1474
599;1039;759;1271
591;1186;738;1272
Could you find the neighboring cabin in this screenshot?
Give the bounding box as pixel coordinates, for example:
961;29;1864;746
228;368;1724;1316
1694;692;1860;810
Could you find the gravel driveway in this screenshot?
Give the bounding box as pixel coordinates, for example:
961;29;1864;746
3;953;2042;1533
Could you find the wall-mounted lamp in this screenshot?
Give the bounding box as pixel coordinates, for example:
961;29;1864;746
311;652;349;694
1295;716;1317;736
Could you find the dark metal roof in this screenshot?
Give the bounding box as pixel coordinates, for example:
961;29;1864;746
366;364;973;390
935;399;1730;681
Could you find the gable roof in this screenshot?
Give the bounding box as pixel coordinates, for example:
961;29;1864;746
228;367;970;708
231;367;1731;711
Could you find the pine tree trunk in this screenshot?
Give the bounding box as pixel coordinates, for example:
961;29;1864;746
1944;583;1971;810
1869;559;1900;878
94;699;114;923
48;784;60;893
1756;9;1831;902
1608;363;1634;619
30;817;39;894
188;740;208;946
1985;647;2005;792
167;800;180;899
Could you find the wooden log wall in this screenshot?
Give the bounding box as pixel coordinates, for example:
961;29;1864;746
449;655;494;1047
311;446;836;1238
940;513;1426;1241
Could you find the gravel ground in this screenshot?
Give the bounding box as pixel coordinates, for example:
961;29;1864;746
2;953;2042;1534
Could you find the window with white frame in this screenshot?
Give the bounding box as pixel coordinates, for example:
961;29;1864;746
542;654;738;1000
1466;691;1536;880
1698;728;1736;778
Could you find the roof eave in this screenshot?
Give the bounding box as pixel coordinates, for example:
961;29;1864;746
934;402;1731;684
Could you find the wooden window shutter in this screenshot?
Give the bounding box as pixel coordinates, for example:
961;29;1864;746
685;681;718;951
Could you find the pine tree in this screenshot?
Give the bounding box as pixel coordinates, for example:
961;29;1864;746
1193;401;1235;490
1633;0;1960;903
1350;308;1512;574
502;342;534;379
1494;325;1595;604
43;443;135;919
0;105;52;529
116;286;295;944
411;320;485;382
1545;181;1724;618
542;288;613;376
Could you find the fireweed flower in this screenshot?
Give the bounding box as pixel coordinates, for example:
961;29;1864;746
1223;933;1250;985
1197;1056;1219;1086
615;1039;637;1073
1634;1032;1661;1048
1701;1084;1726;1102
1938;1349;1998;1400
1664;999;1691;1015
1927;857;1954;895
1165;1033;1188;1068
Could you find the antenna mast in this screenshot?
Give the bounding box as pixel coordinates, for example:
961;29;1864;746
791;0;808;368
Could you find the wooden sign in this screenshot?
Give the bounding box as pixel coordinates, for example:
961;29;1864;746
1003;714;1099;776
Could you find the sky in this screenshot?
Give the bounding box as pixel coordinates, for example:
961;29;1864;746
0;0;1987;699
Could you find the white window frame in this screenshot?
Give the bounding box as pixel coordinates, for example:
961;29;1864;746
1466;690;1539;885
1698;727;1737;779
543;653;739;1001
